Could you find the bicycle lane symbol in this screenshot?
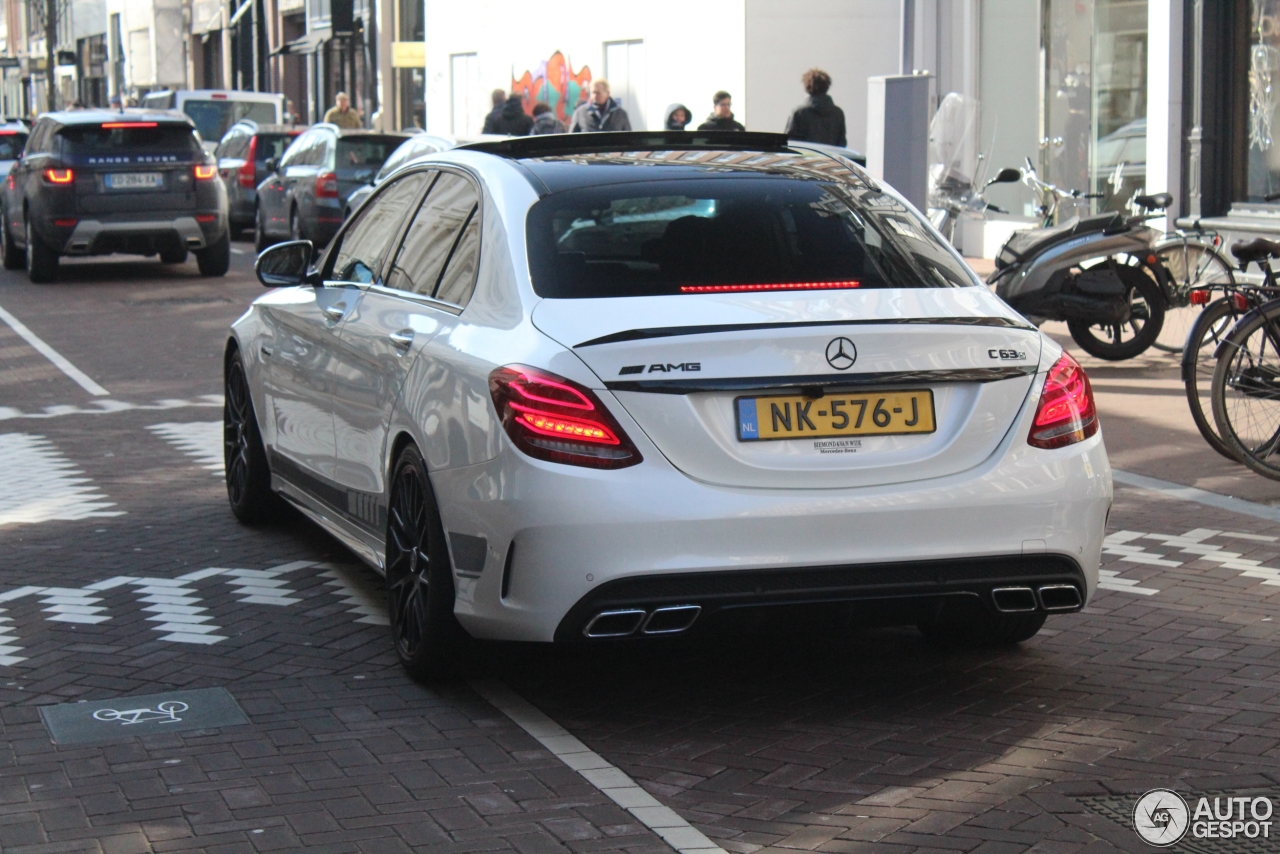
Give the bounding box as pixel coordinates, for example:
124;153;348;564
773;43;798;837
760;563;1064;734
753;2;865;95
92;701;188;726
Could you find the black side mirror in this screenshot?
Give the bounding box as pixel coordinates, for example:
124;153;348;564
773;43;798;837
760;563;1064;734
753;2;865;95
264;156;278;173
983;167;1022;189
256;240;317;288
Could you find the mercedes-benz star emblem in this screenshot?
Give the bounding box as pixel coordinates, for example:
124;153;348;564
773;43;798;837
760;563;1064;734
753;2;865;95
825;337;857;370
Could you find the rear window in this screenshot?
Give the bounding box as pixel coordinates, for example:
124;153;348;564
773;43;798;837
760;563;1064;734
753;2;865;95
526;177;977;298
59;125;202;155
183;100;277;143
375;137;442;182
336;138;398;173
256;133;299;161
0;132;27;160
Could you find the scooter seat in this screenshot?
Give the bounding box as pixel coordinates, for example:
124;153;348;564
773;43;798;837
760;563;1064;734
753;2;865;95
1134;192;1172;210
1231;237;1280;265
995;212;1127;270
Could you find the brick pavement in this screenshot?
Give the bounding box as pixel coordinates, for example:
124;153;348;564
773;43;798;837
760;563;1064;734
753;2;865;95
2;250;1280;853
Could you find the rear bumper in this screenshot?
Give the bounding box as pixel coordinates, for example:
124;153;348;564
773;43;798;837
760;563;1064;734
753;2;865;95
54;212;227;255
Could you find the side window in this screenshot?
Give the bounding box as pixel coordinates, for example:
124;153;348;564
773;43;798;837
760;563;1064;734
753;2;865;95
280;131;311;167
326;172;428;284
26;123;50;155
318;135;335;169
385;172;481;306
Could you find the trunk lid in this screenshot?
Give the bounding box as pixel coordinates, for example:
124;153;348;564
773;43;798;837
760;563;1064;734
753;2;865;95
532;288;1042;489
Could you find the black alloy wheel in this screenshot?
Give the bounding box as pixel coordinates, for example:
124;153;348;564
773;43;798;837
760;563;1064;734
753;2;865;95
223;352;283;523
386;444;467;680
1;208;22;270
24;216;57;283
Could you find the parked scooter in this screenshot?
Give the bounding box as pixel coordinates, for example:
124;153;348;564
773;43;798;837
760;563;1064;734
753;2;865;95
928;161;1019;245
986;159;1172;361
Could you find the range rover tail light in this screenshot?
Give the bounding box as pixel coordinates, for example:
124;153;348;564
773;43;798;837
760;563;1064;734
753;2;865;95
489;365;642;469
43;168;73;184
316;171;338;198
1028;352;1099;449
194;164;217;180
239;135;258;188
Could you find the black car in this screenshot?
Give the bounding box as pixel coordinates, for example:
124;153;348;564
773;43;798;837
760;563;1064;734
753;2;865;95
1;109;230;282
254;123;409;250
214;120;304;238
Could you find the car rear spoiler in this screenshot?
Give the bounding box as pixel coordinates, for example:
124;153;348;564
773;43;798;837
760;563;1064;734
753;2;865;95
459;130;793;158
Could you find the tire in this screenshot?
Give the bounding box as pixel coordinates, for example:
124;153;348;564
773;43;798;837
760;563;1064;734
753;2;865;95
223;351;284;524
160;247;188;264
196;232;231;277
386;444;469;680
1;211;23;270
1183;298;1244;461
1211;302;1280;481
1067;261;1166;361
254;206;272;253
1153;241;1235;353
24;217;57;283
918;611;1046;647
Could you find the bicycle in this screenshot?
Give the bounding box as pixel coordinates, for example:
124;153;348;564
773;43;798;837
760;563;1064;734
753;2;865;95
1209;237;1280;479
1152;223;1236;354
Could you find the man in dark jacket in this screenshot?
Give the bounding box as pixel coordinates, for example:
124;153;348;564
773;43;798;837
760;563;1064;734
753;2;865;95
484;93;534;135
697;91;745;131
785;69;846;146
569;79;632;132
531;102;565;134
481;89;505;134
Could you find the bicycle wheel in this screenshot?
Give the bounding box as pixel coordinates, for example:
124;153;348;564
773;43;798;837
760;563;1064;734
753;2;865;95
1182;297;1243;460
1154;240;1236;353
1211;302;1280;480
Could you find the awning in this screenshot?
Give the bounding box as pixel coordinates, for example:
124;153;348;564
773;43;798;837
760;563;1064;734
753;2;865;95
274;28;331;56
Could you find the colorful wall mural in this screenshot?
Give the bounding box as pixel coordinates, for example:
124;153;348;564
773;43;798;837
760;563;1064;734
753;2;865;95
511;51;592;123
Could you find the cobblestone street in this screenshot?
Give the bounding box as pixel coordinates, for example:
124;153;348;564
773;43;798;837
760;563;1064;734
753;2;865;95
2;247;1280;853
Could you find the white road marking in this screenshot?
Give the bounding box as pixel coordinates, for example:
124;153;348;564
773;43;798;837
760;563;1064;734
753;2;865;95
1098;569;1159;595
37;588;110;623
0;433;122;526
318;562;389;625
1100;528;1280;593
0;301;109;395
0;612;23;666
0;395;222;422
472;679;726;854
1113;469;1280;523
147;421;224;475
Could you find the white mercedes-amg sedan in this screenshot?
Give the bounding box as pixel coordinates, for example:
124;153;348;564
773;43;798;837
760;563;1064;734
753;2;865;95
225;131;1111;678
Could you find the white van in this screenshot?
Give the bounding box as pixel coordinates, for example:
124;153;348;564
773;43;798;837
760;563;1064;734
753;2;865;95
140;90;285;150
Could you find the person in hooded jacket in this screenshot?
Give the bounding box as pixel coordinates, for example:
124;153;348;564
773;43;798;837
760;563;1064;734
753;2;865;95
785;69;846;146
481;89;506;133
569;79;632;132
665;103;692;130
531;102;565;134
484;92;534;135
697;91;745;131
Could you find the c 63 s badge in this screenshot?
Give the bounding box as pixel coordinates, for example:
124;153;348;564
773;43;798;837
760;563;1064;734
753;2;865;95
989;348;1026;361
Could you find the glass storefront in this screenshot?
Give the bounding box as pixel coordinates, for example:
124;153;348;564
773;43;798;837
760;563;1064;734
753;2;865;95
1248;0;1280;201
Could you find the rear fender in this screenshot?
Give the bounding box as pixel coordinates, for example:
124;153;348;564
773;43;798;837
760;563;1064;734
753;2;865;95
997;229;1157;304
1213;298;1280;361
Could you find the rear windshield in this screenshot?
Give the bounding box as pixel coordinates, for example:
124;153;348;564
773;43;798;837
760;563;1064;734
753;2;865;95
0;132;27;160
183;100;277;143
336;138;398;173
256;133;299;161
59;125;202;155
526;177;977;298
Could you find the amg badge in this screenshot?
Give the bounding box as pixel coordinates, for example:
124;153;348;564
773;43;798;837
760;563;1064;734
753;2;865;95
619;363;701;375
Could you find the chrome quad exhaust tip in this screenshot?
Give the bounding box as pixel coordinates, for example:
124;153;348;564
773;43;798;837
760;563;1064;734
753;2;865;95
1037;584;1083;611
991;587;1037;613
582;609;646;638
582;605;701;638
642;605;701;635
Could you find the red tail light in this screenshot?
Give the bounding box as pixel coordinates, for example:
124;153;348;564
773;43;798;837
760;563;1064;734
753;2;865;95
489;366;642;469
43;168;73;184
316;171;338;198
239;135;258;188
1232;292;1251;312
194;164;217;180
1189;289;1211;306
1028;352;1098;449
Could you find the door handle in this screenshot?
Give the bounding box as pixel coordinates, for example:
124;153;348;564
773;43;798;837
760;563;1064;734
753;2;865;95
260;344;273;357
389;329;414;352
322;303;346;322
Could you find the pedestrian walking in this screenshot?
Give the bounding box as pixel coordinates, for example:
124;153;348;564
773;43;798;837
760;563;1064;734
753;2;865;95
483;92;534;135
569;79;632;132
324;92;363;129
482;89;506;133
785;69;846;146
531;102;565;135
697;91;745;131
664;103;692;130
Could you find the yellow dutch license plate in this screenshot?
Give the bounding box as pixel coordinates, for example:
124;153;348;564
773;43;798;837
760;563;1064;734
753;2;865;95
736;390;936;441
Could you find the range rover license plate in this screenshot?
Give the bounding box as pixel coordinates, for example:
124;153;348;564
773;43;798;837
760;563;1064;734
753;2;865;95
737;390;936;441
105;172;163;190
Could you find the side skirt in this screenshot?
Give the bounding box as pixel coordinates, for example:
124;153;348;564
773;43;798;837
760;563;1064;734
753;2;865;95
274;476;387;574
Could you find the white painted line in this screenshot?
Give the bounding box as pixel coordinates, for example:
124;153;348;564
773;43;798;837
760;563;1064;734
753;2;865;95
470;679;727;854
0;434;122;526
147;421;225;475
0;395;222;423
0;302;108;396
1113;469;1280;523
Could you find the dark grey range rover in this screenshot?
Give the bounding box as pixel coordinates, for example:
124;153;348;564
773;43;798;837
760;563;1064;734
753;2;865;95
0;108;230;282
